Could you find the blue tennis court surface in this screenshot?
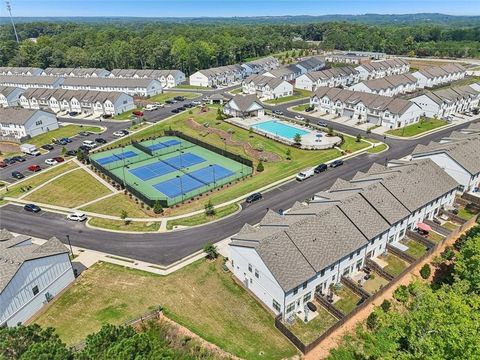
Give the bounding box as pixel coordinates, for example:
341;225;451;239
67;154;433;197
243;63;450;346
129;161;176;181
164;153;205;169
96;151;137;165
153;175;204;198
188;165;234;184
146;139;181;151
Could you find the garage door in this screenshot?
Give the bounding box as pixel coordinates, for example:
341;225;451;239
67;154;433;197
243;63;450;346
367;115;380;125
343;109;354;118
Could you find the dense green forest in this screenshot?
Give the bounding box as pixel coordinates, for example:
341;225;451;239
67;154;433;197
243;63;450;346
329;221;480;360
0;20;479;74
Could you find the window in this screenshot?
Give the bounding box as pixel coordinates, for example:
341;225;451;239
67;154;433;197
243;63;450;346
330;265;334;271
272;300;281;312
303;292;312;303
302;281;307;290
349;254;353;260
32;285;39;296
343;267;350;276
399;229;405;238
320;269;325;277
255;269;259;279
315;284;322;294
286;302;295;313
356;250;360;256
293;287;298;295
248;263;252;272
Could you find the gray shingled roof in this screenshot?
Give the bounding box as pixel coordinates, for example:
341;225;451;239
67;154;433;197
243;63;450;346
62;77;158;88
227;94;263;112
0;108;55;125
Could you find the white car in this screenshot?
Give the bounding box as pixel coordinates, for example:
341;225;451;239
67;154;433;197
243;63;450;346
82;140;97;149
67;212;87;222
113;130;127;137
192;100;202;105
44;158;58;166
144;104;158;111
295;115;305;121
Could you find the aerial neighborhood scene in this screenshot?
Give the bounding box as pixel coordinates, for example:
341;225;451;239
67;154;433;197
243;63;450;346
2;0;480;359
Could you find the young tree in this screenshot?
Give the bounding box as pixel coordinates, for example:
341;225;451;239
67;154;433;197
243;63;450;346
327;126;334;136
293;133;302;145
420;264;431;279
366;311;378;330
380;299;391;312
203;243;218;259
393;285;409;303
285;148;292;160
441;246;455;261
204;200;215;216
256;160;264;172
216;107;223;121
61;146;67;155
120;210;129;224
356;134;362;142
76;149;85;162
248;127;254;138
153;200;163;214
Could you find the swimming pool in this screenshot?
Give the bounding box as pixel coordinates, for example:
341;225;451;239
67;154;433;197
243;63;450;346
252;120;309;140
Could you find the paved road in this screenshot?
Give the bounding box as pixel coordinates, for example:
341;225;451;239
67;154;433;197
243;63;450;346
1;116;477;266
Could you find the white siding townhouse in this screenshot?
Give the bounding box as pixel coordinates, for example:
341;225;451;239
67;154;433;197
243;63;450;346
0;75;65;89
19;88;135;117
109;69;186;88
0;108;59;139
310;87;422;129
223;94;265;118
189;64;244;87
325;54;370;65
411;84;480;118
242;56;280;75
412;63;466;89
229;159;457;317
0;67;43;76
242;74;293;100
41;67;111;78
355;58;410;81
294;56;326;74
0;86;25;107
295;66;360;91
0;230;75;327
264;64;303;82
61;77;162;97
411;134;480;193
349;73;419;97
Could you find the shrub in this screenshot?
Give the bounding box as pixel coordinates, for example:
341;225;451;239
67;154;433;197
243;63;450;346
380;299;391;312
203;243;218;259
256;161;264;172
356;134;362;142
420;264;431;279
393;285;409;303
366;312;378;330
153;201;163;214
441;246;455;261
204;200;215;216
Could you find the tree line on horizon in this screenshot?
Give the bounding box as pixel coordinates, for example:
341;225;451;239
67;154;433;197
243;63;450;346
0;22;479;74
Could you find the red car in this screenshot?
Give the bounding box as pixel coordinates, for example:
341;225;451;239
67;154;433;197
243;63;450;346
0;161;7;168
28;164;41;172
53;156;65;163
133;110;144;116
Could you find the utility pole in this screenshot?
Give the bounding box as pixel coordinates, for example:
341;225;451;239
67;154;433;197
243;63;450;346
5;1;20;44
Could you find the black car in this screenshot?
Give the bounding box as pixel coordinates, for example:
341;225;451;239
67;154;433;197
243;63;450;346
65;150;77;157
166;99;176;104
184;103;194;108
95;137;107;144
12;156;26;162
78;131;90;136
78;145;91;152
121;129;129;135
330;159;344;168
68;111;78;116
4;157;16;165
12;171;24;179
24;204;41;213
305;106;314;112
174;96;186;101
41;144;54;151
246;192;263;203
177;106;186;111
314;164;328;173
171;108;180;113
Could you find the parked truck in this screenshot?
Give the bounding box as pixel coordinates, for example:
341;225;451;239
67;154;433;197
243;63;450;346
20;143;41;156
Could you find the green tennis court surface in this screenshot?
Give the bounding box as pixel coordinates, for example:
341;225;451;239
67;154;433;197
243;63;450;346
90;136;252;206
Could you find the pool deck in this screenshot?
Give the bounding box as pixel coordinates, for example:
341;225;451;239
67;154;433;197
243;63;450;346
226;115;342;150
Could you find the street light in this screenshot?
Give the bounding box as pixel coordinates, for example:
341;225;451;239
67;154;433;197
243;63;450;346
209;164;216;187
66;234;73;257
176;175;184;202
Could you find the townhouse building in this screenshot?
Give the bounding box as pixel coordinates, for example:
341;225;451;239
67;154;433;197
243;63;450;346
242;74;293;100
310;87;422;129
349;73;419;97
412;63;466;89
109;69;186;88
0;75;64;89
223;94;265;118
0;108;58;139
242;56;280;75
294;56;326;74
189;64;244;87
411;134;480;193
355;58;410;81
19;88;135;117
411;84;480;118
41;67;111;78
325;54;370;65
264;64;303;82
0;86;25;107
295;67;360;91
61;77;162;97
0;67;43;76
229;159;457;317
0;231;75;327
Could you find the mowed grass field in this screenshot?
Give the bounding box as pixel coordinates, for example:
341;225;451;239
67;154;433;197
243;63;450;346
34;260;297;360
88;218;161;232
81;193;153;218
28;124;103;147
386;118;448;137
148;91;201;103
24;169;112;207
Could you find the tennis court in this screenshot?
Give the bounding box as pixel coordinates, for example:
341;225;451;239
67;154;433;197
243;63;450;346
90;136;253;206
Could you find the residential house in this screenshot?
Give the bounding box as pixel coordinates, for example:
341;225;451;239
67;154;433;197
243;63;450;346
189;65;244;87
0;108;58;139
109;69;186;88
294;56;326;74
325;54;370;65
349;73;419;97
242;56;280;75
295;66;360;91
412;63;466;89
223;94;265;118
242;74;293;100
310;87;422;129
0;67;43;76
41;67;111;78
0;231;75;327
61;77;162;97
0;75;64;89
0;86;25;107
229;159;457;317
355;58;410;81
264;65;303;82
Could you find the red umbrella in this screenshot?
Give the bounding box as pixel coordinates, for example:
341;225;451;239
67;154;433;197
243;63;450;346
417;223;432;232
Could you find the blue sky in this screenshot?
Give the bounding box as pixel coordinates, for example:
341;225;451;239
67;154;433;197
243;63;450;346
3;0;480;17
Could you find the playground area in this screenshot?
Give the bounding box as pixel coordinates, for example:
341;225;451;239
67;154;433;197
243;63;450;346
90;136;252;206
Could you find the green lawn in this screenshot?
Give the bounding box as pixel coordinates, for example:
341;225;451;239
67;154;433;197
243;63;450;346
1;161;79;198
113;108;139;120
148;92;201;103
81;193;153;218
166;203;239;230
88;218;160;232
402;239;428;259
264;89;312;104
113;107;343;215
442;221;459;232
363;274;389;294
24;169;112;208
292;103;310;112
34;260;297;360
367;143;388;154
175;84;212;90
287;306;337;344
230;87;243;94
28;125;103;147
333;287;361;314
386;118;448;137
457;207;478;221
428;231;445;243
381;254;408;277
339;136;370;153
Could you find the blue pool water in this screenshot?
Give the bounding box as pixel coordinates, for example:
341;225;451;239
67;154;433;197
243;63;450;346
252;120;309;139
